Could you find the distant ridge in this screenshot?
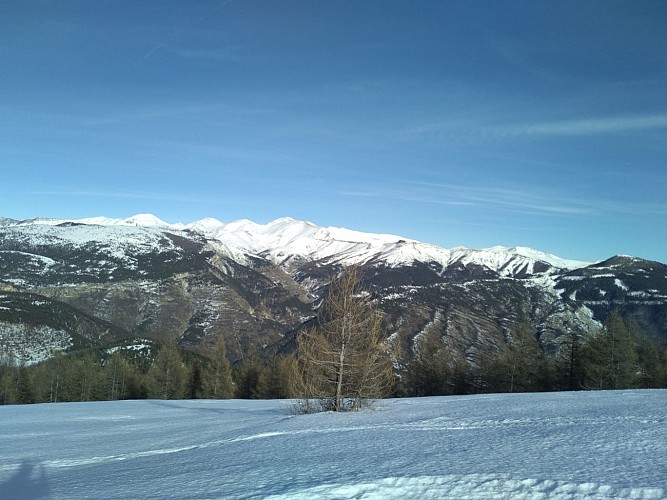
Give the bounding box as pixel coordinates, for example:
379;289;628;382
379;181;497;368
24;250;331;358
3;213;592;276
1;212;665;366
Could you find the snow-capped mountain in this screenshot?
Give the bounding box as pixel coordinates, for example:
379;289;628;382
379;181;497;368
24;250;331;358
191;216;592;276
1;214;665;366
2;214;588;276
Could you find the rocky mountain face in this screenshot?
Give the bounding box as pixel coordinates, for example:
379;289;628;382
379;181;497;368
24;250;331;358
1;215;665;366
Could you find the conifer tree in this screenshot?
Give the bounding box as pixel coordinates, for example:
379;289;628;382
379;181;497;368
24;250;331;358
105;352;141;400
0;352;17;404
581;311;638;390
202;335;234;399
405;329;451;396
482;324;544;393
147;341;187;399
556;329;584;391
235;346;268;399
188;363;203;399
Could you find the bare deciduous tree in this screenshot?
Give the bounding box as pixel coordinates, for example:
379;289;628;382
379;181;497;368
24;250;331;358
292;267;393;412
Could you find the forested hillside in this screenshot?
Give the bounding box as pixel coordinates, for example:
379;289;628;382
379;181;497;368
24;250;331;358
1;216;666;405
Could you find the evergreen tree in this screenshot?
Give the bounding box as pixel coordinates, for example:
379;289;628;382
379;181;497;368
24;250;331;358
0;352;17;404
262;354;293;399
47;352;64;403
202;335;234;399
235;347;268;399
483;324;543;393
147;341;187;399
581;311;638;390
188;363;203;399
632;323;666;388
14;365;35;404
556;329;584;391
405;329;451;396
105;352;142;400
64;353;103;402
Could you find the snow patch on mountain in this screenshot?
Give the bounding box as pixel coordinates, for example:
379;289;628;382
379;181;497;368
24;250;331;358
178;216;590;276
1;221;182;267
4;214;591;278
0;323;71;365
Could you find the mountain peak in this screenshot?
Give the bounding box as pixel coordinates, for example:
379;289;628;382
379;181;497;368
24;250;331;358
120;214;170;227
186;217;225;231
4;213;598;276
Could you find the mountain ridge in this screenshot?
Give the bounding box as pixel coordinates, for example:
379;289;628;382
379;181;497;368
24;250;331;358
1;213;594;276
1;213;665;367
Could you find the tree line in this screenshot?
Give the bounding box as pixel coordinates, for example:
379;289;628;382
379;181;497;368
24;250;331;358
2;269;666;408
405;310;667;397
0;335;235;405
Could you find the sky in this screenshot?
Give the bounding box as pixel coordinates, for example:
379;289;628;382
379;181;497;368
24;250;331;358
1;1;666;263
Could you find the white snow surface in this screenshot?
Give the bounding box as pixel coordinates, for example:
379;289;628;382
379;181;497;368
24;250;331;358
0;390;665;499
6;214;590;276
185;217;590;273
1;218;185;271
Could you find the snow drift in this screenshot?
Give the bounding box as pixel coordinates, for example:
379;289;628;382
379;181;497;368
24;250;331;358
0;390;665;499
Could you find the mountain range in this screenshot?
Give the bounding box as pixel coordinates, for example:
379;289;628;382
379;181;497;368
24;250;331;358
1;214;666;367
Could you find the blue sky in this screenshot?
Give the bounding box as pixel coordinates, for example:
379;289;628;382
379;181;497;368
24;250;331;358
2;1;666;263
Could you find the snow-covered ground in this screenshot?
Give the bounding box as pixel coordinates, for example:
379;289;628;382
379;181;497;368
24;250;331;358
1;391;665;499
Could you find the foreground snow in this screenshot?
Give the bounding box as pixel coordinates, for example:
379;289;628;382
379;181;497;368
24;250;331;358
0;391;665;499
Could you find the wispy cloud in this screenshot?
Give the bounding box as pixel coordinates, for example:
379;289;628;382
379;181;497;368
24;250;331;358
349;180;667;219
345;182;592;217
142;0;234;61
144;44;247;63
494;114;667;137
31;190;212;204
142;43;166;61
341;190;475;207
407;182;592;216
172;47;246;62
399;113;667;146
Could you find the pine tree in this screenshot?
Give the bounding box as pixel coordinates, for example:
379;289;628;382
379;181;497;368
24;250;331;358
631;321;666;388
105;352;140;400
405;329;451;396
263;354;293;399
483;324;543;393
14;366;35;404
235;346;268;399
581;311;638;390
0;352;17;404
65;353;103;402
202;335;234;399
147;341;187;399
188;364;203;399
556;329;584;391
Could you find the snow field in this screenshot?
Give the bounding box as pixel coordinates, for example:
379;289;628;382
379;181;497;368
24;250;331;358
1;390;665;499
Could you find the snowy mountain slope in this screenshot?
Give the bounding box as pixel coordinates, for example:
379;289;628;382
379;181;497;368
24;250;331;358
0;290;128;365
554;256;667;344
0;217;315;361
1;213;590;277
0;218;197;282
181;216;590;276
0;391;665;499
1;214;665;364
